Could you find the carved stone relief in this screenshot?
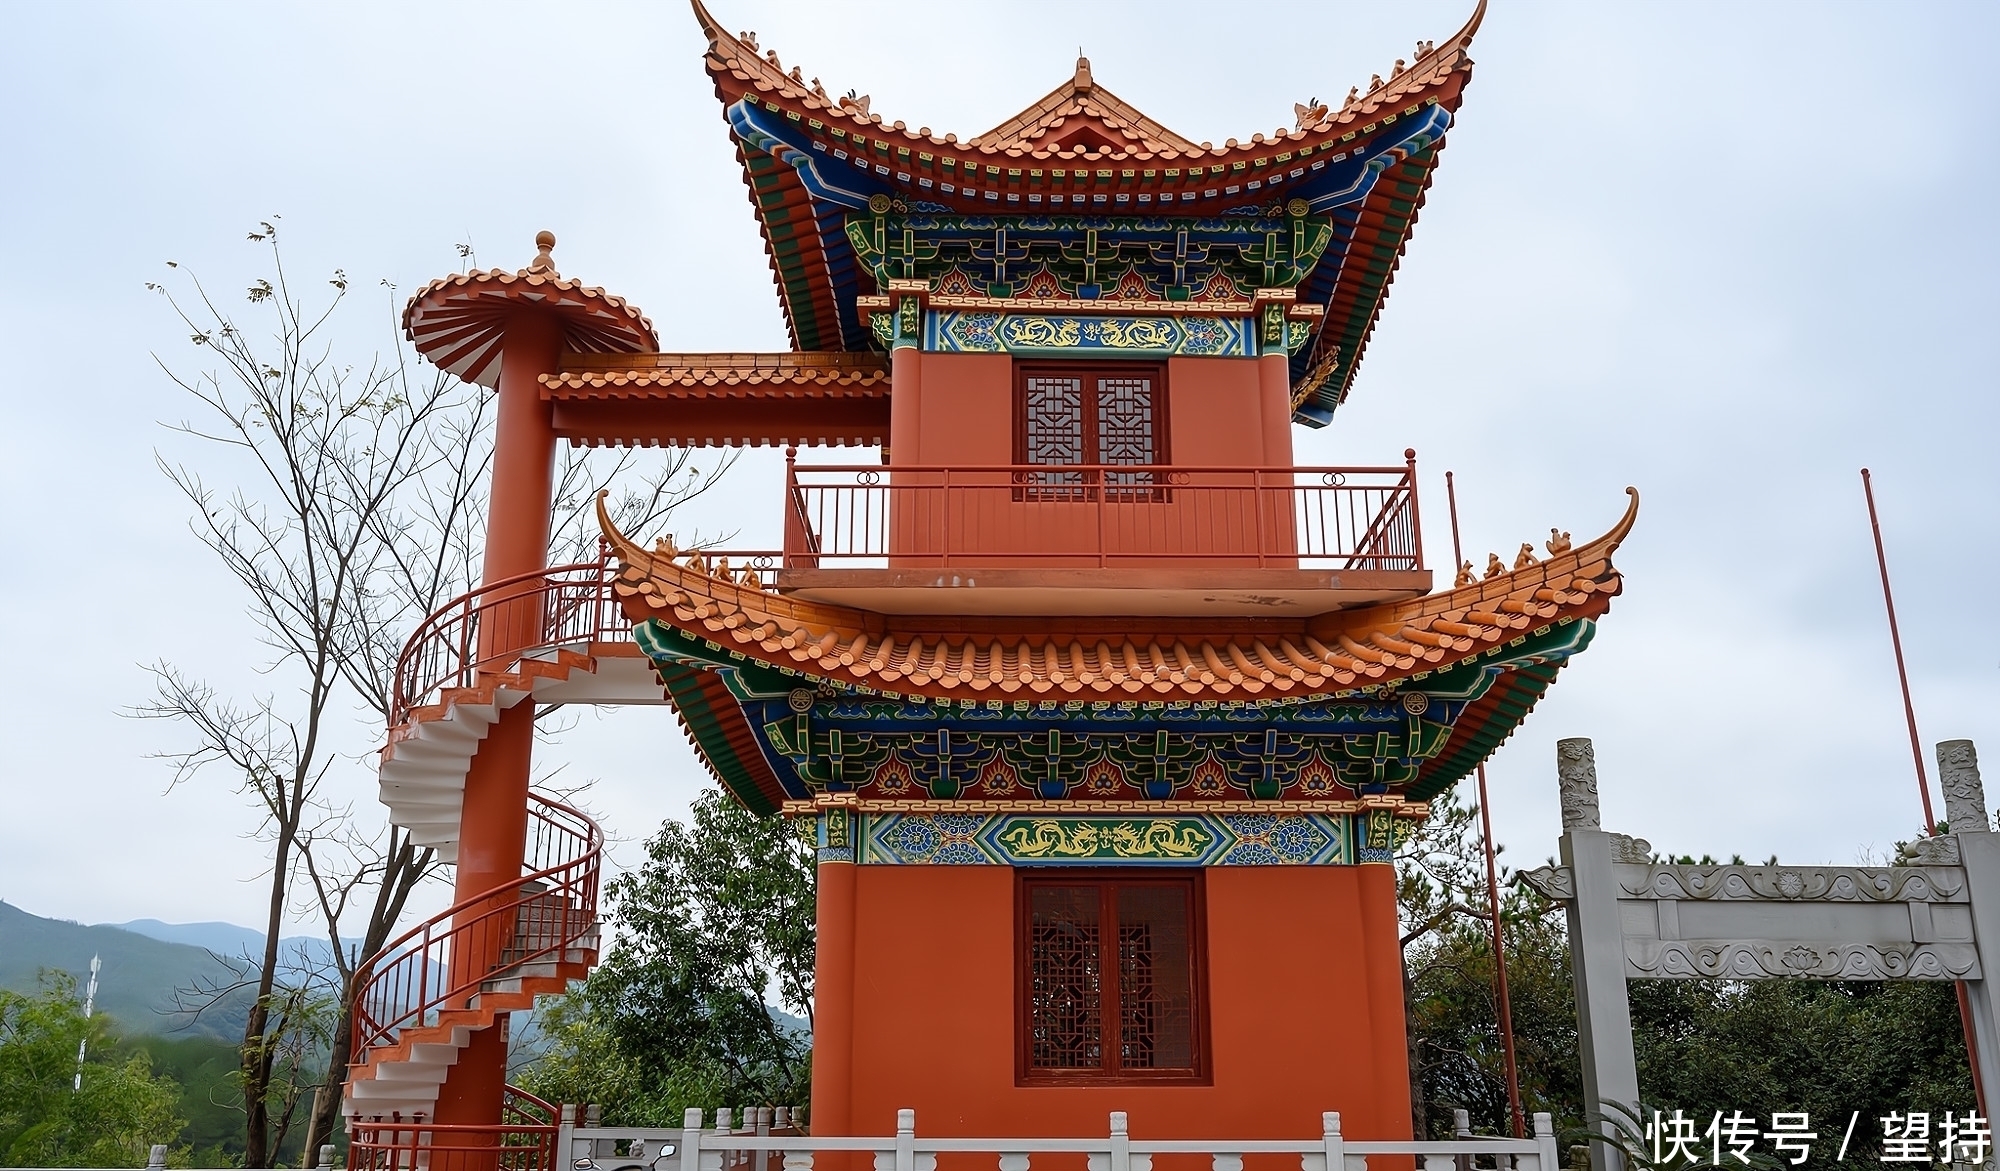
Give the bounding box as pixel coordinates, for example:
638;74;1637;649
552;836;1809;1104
1898;835;1962;866
1940;739;1989;832
1556;737;1599;831
1515;863;1574;901
1629;940;1979;981
1617;863;1968;903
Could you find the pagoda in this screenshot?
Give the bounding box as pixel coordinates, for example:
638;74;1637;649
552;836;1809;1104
344;0;1636;1160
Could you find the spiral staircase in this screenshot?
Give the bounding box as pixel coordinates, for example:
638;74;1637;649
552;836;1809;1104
344;559;675;1167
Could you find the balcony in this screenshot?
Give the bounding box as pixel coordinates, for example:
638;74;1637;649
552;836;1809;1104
768;453;1431;617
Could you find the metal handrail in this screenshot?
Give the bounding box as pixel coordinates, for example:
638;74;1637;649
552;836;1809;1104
781;454;1424;572
391;560;626;726
391;550;790;728
348;1087;558;1171
349;792;603;1068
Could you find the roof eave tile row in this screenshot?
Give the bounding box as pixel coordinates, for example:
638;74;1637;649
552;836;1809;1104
402;268;659;389
598;486;1635;703
692;0;1482;171
542;352;890;401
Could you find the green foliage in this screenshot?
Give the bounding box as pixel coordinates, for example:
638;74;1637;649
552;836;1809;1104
518;790;815;1122
0;974;186;1168
1630;979;1973;1168
134;1035;261;1167
1408;887;1585;1139
1406;841;1976;1167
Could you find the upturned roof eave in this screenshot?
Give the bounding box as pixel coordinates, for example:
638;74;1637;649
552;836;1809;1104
598;487;1635;705
694;0;1480;172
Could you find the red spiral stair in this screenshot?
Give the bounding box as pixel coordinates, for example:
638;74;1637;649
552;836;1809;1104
348;545;781;1165
347;562;635;1167
376;559;635;860
343;791;602;1126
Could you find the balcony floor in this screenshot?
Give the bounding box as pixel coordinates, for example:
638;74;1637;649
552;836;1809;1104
774;566;1433;617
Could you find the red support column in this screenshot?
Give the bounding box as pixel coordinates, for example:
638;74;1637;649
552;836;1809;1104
1357;861;1415;1139
483;310;563;586
430;1019;511;1144
811;828;858;1152
1258;352;1298;562
434;306;564;1128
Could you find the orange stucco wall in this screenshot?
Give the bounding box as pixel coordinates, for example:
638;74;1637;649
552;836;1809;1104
1164;357;1264;467
908;352;1015;466
821;864;1411;1143
896;353;1285;469
884;353;1299;566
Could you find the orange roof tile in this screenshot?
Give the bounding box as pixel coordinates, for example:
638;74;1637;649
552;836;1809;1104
543;352;889;398
692;0;1483;168
969;57;1201;156
599;483;1634;702
404;248;657;389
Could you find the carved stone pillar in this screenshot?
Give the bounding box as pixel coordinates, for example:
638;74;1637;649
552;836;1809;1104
1945;740;2000;1118
1558;737;1602;831
1942;739;1990;834
1555;738;1637;1171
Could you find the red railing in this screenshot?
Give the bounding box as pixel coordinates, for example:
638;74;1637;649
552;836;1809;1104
392;560;629;726
390;554;781;727
781;451;1423;572
347;1086;556;1171
350;793;602;1072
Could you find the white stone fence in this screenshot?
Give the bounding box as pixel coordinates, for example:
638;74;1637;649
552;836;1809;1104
560;1107;1562;1171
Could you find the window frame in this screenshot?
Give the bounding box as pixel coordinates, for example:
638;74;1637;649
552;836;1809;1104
1014;868;1211;1087
1012;361;1171;474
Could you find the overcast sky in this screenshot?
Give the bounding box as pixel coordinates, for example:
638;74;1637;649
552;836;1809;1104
2;0;1996;935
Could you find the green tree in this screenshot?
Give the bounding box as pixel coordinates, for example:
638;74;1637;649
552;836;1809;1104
1397;797;1516;1137
1629;979;1972;1168
1407;871;1977;1167
0;974;186;1168
519;789;815;1122
1406;885;1584;1138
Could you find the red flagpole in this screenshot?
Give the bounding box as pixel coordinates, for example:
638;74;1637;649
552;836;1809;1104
1446;471;1526;1138
1860;468;1979;1115
1860;468;1936;831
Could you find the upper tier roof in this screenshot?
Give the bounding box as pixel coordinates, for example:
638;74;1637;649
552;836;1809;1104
968;56;1202;157
692;0;1484;425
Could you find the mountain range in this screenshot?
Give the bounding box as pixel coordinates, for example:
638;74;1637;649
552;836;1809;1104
0;900;331;1039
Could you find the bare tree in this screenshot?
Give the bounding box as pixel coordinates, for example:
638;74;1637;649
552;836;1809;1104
139;222;731;1165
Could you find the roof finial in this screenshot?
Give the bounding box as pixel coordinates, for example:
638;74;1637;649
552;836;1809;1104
1073;53;1093;93
526;230;557;276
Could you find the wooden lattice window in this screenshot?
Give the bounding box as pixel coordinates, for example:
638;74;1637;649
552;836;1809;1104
1015;364;1167;500
1018;873;1207;1083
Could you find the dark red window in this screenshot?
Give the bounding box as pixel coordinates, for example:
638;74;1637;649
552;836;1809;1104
1015;364;1167;499
1018;873;1207;1083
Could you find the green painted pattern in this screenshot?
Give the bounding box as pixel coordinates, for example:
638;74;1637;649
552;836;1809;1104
652;660;782;816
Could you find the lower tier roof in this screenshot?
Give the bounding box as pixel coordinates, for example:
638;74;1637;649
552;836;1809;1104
597;488;1636;811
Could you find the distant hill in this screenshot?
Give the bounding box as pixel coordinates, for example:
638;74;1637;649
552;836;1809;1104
116;917;338;973
0;901;253;1039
